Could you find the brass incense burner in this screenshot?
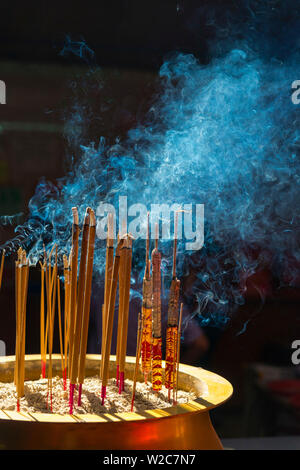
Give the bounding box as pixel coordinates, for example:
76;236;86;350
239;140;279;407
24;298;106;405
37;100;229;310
0;354;232;450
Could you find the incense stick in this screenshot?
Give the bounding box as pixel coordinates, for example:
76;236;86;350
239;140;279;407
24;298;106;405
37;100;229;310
101;213;114;380
101;238;123;405
166;213;180;397
39;261;46;378
116;234;125;385
68;207;79;381
78;209;96;405
131;312;143;412
69;209;90;414
63;255;71;389
174;303;183;405
151;224;162;392
57;275;65;378
141;213;152;383
118;235;133;394
14;249;29;411
47;248;57;411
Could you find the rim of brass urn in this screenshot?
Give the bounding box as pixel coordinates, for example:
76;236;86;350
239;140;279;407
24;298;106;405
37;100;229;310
0;354;233;423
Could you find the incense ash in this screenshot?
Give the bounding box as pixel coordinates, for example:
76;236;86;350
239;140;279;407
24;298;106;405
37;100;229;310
0;376;196;415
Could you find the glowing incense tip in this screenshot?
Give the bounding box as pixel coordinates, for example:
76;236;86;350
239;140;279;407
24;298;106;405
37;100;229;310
17;399;20;412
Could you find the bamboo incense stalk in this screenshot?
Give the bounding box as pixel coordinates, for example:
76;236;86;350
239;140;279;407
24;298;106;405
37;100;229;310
101;213;114;381
68;207;79;381
0;249;5;290
141;213;152;384
131;312;143;412
78;209;96;405
101;239;123;405
118;235;133;394
69;209;90;413
151;224;162;392
174;303;183;405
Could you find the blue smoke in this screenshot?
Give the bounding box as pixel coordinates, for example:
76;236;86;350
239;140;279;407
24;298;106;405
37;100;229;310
2;3;300;326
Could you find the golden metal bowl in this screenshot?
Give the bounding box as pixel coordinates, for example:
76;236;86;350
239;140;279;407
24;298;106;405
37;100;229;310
0;354;232;450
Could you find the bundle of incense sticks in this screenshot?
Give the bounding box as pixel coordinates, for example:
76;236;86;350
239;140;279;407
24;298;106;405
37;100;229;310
69;208;96;413
165;214;181;399
141;214;152;383
151;225;162;392
14;248;29;412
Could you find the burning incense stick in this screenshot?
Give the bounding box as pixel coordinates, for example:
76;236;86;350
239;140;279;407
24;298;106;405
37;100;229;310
69;209;90;413
174;303;183;405
118;235;133;394
131;312;143;412
39;261;47;378
151;224;162;392
47;248;57;411
14;249;29;411
0;249;5;290
78;209;96;405
165;213;180;398
57;275;65;378
68;207;79;381
116;236;126;386
101;213;114;380
101;238;123;405
63;254;71;389
141;213;152;383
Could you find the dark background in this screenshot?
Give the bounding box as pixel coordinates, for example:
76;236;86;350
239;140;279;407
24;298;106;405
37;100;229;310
0;0;299;440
